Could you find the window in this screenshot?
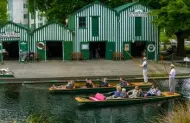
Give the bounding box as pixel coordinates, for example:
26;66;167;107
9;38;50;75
92;16;99;36
135;17;142;36
38;15;43;20
31;24;34;30
23;3;28;8
79;17;86;28
24;14;28;19
38;23;43;27
31;14;34;19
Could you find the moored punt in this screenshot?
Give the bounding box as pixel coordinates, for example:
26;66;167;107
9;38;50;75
75;92;181;106
48;82;152;94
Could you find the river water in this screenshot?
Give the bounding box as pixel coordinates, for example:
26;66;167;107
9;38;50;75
0;79;189;123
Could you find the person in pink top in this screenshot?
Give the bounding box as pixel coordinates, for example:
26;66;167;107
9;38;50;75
169;64;176;94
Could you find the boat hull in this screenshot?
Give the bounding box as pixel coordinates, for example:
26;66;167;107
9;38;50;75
49;82;152;94
75;92;181;106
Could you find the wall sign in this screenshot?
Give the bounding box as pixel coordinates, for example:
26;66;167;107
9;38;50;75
147;44;155;52
0;29;20;38
129;9;148;17
81;44;89;50
124;44;129;51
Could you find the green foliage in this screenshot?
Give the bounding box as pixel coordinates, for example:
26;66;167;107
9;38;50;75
28;0;133;23
148;0;190;37
151;103;190;123
160;30;169;43
24;113;53;123
0;0;8;26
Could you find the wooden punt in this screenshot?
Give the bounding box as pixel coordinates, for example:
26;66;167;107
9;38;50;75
48;82;152;94
75;92;181;106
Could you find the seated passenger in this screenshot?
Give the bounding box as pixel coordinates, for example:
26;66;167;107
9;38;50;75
120;88;128;98
127;86;139;98
66;80;75;89
119;77;129;87
50;84;64;89
137;88;144;97
85;79;95;88
106;85;121;99
146;85;156;96
99;78;109;87
154;86;161;96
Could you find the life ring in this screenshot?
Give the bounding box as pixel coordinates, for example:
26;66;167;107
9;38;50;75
37;42;45;50
147;44;155;52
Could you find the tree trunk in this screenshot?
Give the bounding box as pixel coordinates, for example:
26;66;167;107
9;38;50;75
176;34;185;56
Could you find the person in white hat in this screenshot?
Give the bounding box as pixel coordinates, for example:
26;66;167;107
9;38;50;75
169;64;176;94
140;57;148;83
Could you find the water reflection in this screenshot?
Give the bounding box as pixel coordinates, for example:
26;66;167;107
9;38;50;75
0;79;188;122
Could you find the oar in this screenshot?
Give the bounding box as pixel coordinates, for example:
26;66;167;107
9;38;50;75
125;50;141;66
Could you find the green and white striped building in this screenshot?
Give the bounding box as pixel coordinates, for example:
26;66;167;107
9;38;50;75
68;1;118;60
31;22;73;61
114;2;159;60
68;1;159;60
0;1;159;62
0;21;29;61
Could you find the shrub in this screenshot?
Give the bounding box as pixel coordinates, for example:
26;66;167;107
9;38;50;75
151;103;190;123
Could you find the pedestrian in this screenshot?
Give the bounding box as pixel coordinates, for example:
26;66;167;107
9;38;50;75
140;57;148;83
169;64;176;94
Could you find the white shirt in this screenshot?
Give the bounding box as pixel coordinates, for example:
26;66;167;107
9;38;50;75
169;68;176;78
142;60;148;70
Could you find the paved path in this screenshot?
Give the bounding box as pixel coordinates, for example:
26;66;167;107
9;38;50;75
0;60;189;78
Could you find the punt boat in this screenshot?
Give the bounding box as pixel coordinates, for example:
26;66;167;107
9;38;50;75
48;82;152;94
75;92;181;106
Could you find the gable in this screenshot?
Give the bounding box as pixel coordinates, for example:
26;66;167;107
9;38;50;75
0;22;28;41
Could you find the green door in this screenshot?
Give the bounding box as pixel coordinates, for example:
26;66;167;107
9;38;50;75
37;41;46;61
123;42;131;60
64;41;73;60
106;42;115;60
19;41;28;61
146;42;155;60
81;42;89;60
0;42;3;62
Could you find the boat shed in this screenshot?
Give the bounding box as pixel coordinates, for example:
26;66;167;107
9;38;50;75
68;1;117;60
31;22;73;61
0;21;29;62
114;2;159;60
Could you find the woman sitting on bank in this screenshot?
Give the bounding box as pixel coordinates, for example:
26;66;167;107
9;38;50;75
127;86;139;98
99;78;109;87
119;77;129;87
85;79;95;88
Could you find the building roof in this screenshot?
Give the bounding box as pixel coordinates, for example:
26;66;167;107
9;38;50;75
69;1;115;16
0;21;29;31
114;2;138;13
32;21;71;34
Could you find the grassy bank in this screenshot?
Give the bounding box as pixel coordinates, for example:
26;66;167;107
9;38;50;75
152;103;190;123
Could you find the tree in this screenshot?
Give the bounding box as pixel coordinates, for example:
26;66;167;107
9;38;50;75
0;0;8;26
28;0;132;24
160;30;169;50
140;0;190;56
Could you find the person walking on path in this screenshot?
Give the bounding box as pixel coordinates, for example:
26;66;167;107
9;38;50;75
169;64;176;94
140;57;148;83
